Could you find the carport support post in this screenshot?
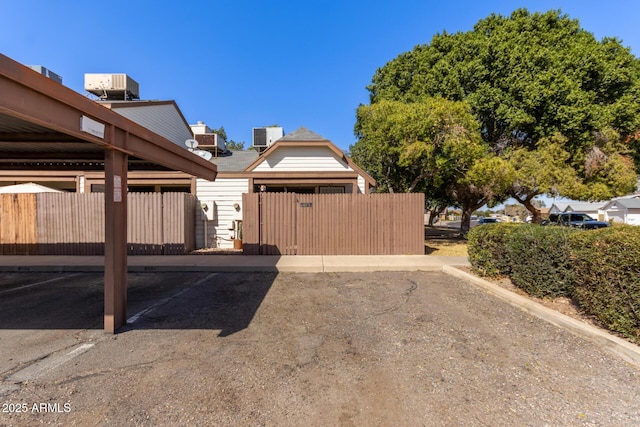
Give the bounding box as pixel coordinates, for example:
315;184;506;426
104;148;128;334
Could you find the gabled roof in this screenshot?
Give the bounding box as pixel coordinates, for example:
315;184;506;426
0;54;216;179
603;198;640;209
613;193;640;200
276;126;328;142
244;126;376;188
565;202;606;212
549;202;570;212
98;100;193;148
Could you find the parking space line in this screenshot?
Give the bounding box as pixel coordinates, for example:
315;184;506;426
0;273;84;295
127;272;218;324
8;343;95;383
127;288;189;323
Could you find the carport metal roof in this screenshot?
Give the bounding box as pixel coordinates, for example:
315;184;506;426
0;54;217;333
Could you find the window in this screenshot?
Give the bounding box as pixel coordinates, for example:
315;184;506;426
319;186;345;194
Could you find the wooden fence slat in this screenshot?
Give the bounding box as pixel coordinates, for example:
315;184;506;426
0;194;37;255
0;192;196;255
241;192;424;255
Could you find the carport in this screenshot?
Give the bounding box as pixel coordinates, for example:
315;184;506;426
0;54;217;333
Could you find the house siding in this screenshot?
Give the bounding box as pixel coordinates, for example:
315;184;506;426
357;176;365;194
252;146;351;172
195;177;249;248
627;212;640;225
111;104;193;147
603;200;640;225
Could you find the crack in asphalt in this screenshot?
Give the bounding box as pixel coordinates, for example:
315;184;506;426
372;279;419;316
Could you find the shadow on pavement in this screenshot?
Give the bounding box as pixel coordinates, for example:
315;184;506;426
122;272;276;337
0;271;276;336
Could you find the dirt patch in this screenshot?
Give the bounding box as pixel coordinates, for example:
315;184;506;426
2;271;639;426
424;229;603;333
459;266;606;330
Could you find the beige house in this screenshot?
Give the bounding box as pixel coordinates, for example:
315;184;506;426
196;127;375;249
0;74;377;251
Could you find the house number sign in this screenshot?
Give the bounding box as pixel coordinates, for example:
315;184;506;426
300;202;312;208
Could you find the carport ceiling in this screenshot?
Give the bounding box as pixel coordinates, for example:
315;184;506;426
0;113;172;171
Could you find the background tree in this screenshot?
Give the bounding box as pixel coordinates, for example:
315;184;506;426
226;140;246;151
209;126;228;141
503;135;583;223
364;8;640;220
209;126;246;151
450;155;514;232
352;101;418;193
352;98;506;232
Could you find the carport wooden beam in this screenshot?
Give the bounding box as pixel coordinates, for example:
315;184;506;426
0;54;218;334
104;148;128;334
0;55;216;179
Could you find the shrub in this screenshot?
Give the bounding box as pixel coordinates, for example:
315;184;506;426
505;225;578;298
467;223;520;277
569;225;640;344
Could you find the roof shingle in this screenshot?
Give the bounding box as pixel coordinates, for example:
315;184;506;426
277;126;328;142
210;150;259;172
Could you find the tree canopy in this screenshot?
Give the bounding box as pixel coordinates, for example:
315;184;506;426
352;98;509;232
353;98;484;194
355;8;640;224
369;9;640;150
226;140;246;151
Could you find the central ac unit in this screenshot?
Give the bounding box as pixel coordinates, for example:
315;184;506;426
252;127;283;148
84;73;140;100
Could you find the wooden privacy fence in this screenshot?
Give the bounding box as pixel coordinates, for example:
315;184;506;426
242;192;425;255
0;193;197;255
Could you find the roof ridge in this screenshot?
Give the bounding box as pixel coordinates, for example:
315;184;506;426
278;126;328;142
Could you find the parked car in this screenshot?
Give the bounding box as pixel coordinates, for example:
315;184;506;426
543;212;610;229
477;217;500;224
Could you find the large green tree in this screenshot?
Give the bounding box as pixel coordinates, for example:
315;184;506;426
352;98;507;232
364;8;640;218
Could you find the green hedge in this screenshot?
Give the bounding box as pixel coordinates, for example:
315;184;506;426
569;225;640;344
467;223;521;277
505;225;578;298
466;222;640;344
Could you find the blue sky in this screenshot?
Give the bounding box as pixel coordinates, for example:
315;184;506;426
2;1;639;153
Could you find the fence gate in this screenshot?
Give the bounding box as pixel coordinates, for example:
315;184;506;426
242;193;424;255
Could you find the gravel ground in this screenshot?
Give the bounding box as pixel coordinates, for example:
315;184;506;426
1;271;640;426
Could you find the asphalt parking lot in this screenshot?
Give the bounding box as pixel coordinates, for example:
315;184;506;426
1;271;640;425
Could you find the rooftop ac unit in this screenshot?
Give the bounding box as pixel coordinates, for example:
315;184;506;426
84;73;140;100
252;127;283;148
253;128;267;147
29;65;63;84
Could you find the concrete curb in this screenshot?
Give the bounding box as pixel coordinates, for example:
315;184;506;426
0;265;299;273
442;265;640;369
0;255;469;273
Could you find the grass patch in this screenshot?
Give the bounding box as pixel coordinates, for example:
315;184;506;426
424;226;468;256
